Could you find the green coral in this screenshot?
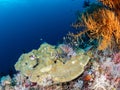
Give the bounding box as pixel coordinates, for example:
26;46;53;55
15;43;90;86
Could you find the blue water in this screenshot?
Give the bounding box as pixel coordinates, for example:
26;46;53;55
0;0;94;75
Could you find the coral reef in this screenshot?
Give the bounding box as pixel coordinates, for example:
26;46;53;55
86;50;120;90
0;0;120;90
15;43;90;86
1;49;120;90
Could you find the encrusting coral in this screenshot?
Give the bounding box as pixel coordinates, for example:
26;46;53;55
15;43;90;86
72;0;120;51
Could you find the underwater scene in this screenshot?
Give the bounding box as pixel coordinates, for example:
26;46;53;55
0;0;120;90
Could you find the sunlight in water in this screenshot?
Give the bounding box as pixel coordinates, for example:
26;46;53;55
0;0;28;7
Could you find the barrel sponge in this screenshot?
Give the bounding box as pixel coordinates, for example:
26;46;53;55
15;43;90;86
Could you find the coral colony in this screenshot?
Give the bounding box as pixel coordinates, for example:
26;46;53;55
0;0;120;90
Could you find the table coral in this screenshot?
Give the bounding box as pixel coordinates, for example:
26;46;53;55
15;43;90;86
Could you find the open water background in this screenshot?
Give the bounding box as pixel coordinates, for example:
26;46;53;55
0;0;95;75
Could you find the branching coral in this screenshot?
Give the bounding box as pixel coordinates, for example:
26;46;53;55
73;1;120;50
